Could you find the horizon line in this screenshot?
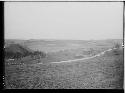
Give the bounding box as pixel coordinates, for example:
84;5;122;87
4;38;123;41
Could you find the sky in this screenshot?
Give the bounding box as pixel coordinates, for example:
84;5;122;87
5;2;123;40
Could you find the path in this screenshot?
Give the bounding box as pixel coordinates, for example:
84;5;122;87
6;48;116;65
38;48;116;64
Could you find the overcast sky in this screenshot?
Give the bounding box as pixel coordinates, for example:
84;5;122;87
5;2;123;40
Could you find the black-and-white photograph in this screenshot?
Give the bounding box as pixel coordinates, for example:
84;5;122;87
4;1;124;89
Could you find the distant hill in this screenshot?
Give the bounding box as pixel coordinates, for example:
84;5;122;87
5;39;123;53
21;39;123;53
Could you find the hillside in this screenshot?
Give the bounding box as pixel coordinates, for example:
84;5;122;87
5;44;33;53
5;48;123;89
4;39;123;89
4;44;34;59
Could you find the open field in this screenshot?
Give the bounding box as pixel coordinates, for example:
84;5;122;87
4;39;123;89
5;39;122;52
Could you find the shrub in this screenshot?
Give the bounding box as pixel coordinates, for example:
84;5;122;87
114;43;121;49
5;49;46;60
89;48;94;55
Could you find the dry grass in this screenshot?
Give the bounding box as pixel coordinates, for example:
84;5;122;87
4;48;123;89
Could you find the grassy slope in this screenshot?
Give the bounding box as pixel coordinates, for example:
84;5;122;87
5;48;123;89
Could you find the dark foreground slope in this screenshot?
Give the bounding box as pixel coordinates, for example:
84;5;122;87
5;44;33;53
5;44;34;58
5;48;123;89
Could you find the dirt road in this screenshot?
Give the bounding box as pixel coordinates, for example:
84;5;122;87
38;48;116;64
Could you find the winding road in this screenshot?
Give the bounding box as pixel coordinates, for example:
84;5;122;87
38;48;117;64
6;48;117;65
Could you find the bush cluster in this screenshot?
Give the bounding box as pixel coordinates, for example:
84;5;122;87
114;43;120;49
5;50;46;59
